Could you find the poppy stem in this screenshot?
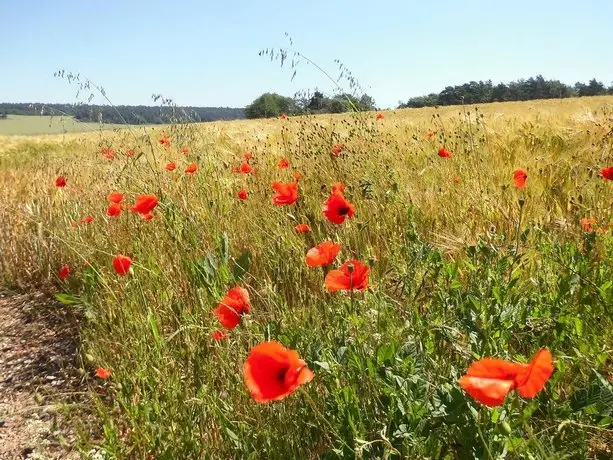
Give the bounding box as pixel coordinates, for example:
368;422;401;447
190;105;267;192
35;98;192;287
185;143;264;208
469;402;494;460
514;198;525;256
475;422;494;460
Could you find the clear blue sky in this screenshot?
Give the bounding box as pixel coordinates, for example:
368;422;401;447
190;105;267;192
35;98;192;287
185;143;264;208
1;0;612;109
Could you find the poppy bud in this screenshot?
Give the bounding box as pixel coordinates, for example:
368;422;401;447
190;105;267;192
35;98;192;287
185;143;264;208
518;198;525;208
501;421;512;435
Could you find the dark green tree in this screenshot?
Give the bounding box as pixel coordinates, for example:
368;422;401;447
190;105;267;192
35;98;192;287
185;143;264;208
576;79;606;96
307;91;326;112
244;93;295;119
359;94;377;111
398;76;610;109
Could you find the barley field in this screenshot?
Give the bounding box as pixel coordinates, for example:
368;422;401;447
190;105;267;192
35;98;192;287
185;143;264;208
1;96;612;458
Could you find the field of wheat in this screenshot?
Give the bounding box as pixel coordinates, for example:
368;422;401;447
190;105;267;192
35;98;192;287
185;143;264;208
0;96;612;458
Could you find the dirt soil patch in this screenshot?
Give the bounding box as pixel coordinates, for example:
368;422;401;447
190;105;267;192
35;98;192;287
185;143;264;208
0;291;84;459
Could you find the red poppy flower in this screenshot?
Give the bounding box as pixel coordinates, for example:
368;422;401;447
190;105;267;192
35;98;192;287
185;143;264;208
80;216;94;224
459;349;553;407
113;255;132;275
453;175;460;185
427;131;435;138
295;223;310;233
238;188;248;200
159;133;171;147
601;166;613;181
243;152;253;160
459;360;521;407
142;212;154;221
55;176;67;187
101;147;116;160
280;113;288;120
331;182;346;195
293;171;303;181
376;112;384;120
212;329;228;341
125;149;135;157
132;195;158;215
239;162;253;174
324;259;370;292
331;144;344;156
180;146;189;156
165;162;176;171
108;192;123;204
278;158;290;169
185;163;198;174
95;368;111;379
513;169;528;188
306;241;341;267
107;202;122;217
59;264;70;280
438;147;452;158
323;192;355;224
272;181;298;205
243;341;314;403
580;217;596;233
214;286;250;329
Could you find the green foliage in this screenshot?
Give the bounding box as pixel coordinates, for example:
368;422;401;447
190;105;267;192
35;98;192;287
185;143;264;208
244;93;296;118
245;90;377;119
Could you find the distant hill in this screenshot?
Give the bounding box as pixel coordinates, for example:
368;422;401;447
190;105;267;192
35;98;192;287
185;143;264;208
0;103;245;125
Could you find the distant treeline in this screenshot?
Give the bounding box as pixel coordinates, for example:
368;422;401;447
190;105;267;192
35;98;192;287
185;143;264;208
0;103;245;124
3;76;612;123
398;76;613;108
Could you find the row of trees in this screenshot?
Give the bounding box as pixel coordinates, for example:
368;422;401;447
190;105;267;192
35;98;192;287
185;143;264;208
0;103;245;124
244;91;377;119
2;91;376;124
399;76;613;108
3;76;612;123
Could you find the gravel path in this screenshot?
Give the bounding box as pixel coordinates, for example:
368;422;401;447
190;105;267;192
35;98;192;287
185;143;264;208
0;291;82;459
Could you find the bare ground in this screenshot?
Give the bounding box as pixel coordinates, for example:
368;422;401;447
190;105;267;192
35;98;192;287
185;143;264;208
0;291;83;459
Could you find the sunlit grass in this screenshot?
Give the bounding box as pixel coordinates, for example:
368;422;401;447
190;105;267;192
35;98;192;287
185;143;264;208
1;96;612;458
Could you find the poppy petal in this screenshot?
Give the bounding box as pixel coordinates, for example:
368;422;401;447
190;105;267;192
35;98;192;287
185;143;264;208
323;269;350;292
296;367;315;385
465;359;527;381
305;241;341;267
515;349;554;398
214;304;241;329
459;376;514;407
